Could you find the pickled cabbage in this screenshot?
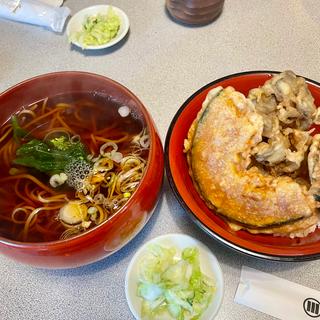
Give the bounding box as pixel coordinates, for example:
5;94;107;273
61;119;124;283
137;244;215;320
72;7;120;48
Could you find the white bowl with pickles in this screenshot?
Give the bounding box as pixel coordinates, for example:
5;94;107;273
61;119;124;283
125;233;224;320
66;5;129;50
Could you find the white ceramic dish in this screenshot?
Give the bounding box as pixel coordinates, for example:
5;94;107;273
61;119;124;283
125;233;224;320
66;5;129;50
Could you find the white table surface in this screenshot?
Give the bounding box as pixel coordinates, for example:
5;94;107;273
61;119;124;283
1;1;320;319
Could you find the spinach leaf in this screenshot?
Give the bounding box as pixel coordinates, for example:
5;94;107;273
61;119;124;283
11;116;91;175
14;138;90;174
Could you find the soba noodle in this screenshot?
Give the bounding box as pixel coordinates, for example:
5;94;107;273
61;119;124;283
0;94;149;242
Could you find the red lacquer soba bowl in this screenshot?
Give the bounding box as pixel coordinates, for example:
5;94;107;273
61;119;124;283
0;72;164;268
165;71;320;261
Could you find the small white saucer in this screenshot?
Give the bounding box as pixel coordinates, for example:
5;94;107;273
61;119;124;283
66;5;129;50
125;233;224;320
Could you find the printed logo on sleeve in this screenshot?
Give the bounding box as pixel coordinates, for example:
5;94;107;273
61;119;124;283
304;298;320;318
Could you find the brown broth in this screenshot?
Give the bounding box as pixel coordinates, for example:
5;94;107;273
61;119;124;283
0;92;148;242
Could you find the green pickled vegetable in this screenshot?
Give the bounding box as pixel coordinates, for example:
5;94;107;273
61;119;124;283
137;244;215;320
12;117;90;175
72;7;121;48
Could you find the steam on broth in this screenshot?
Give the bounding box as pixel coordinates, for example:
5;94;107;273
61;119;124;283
0;93;150;242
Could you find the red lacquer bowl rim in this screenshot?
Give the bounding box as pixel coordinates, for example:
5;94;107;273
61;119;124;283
0;71;163;249
165;70;320;262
